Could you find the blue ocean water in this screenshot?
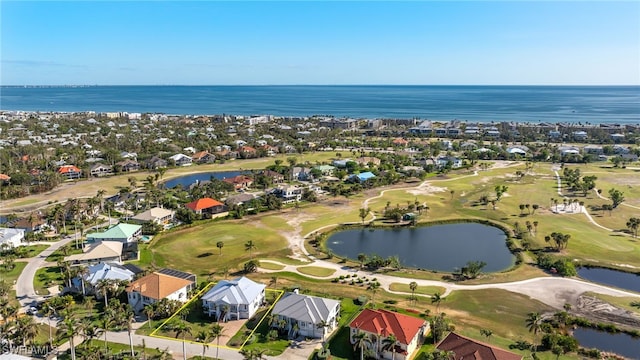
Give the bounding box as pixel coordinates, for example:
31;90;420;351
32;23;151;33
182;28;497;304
1;85;639;124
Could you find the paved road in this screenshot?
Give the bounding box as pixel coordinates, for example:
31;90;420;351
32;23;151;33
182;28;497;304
15;236;74;307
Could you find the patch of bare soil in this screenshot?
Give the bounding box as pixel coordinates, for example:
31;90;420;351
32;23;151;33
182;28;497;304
277;212;313;262
574;295;640;331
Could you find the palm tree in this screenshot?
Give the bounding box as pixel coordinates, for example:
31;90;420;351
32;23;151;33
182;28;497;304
121;307;136;357
209;323;225;360
43;304;56;345
77;265;89;295
353;330;372;360
95;279;112;309
216;241;224;255
368;282;380;306
381;333;398;360
195;330;210;359
409;281;418;304
244;240;256;258
144;304;156;329
16;315;39;347
316;320;330;343
98;314;114;356
270;275;278;289
172;320;192;360
359;207;369;224
525;312;542;352
431;292;443;313
58;313;83;360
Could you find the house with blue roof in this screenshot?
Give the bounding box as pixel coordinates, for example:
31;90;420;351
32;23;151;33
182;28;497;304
201;276;266;321
86;223;142;244
350;171;376;182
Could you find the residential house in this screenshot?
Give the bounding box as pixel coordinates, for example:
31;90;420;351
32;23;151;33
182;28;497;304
126;269;196;312
191;151;216;164
106;192;143;210
436;332;522;360
350;309;429;360
572;131;588;141
356;157;381;167
292;167;313;181
238;146;257;158
0;173;10;184
583;145;604;155
260;169;285;183
169;153;193;166
314;165;336;176
225;193;257;208
58;165;82;179
10;214;46;233
130;207;175;226
222;175;254;191
273;185;303;204
201;276;266;321
116;159;140;172
90;163;114;177
185;197;227;217
349;171;376;183
65;241;123;266
144;156;168;170
73;262;135;295
506;146;528;157
0;228;25;248
610;133;625;142
436;156;463;169
271;291;340;339
86;223;142;245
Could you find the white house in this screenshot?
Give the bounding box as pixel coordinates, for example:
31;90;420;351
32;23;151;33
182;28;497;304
130;207;175;226
0;228;25;248
350;309;429;360
271;292;340;340
126;269;196;312
201;276;266;321
73;262;135;295
64;241;123;266
169;153;193;166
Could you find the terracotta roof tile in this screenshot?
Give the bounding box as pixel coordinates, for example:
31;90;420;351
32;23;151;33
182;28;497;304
349;309;426;345
126;272;193;300
185;197;224;211
437;332;522;360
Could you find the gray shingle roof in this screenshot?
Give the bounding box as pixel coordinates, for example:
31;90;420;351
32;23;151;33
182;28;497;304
272;292;340;324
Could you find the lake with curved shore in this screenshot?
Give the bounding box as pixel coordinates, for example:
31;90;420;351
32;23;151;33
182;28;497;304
578;267;640;293
326;222;515;272
573;327;640;359
162;170;243;189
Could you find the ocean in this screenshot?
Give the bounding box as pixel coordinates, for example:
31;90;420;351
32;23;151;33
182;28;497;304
1;85;639;124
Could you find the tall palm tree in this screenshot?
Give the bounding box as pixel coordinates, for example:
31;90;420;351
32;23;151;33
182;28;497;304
172;320;192;360
58;313;83;360
95;278;112;309
216;241;224;255
98;314;114;356
43;304;56;346
381;333;398;360
431;292;443;313
77;265;89;295
244;240;256;258
409;281;418;304
353;330;372;360
16;315;39;347
316;320;330;343
144;304;156;329
209;323;225;360
121;307;136;357
525;312;542;352
195;330;210;359
368;282;380;306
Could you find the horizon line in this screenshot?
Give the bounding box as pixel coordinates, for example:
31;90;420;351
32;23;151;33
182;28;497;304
2;84;639;87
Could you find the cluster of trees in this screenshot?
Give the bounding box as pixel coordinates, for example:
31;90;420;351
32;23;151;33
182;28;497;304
536;254;577;277
357;253;401;271
562;168;597;196
544;232;571;252
0;280;42;355
382;200;428;223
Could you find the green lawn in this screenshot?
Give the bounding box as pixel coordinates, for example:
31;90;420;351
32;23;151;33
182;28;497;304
0;261;27;284
258;261;285;270
57;339;163;360
297;266;336;277
388;283;446;296
34;266;65;295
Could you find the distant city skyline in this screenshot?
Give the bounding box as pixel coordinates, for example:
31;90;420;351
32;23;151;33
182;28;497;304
1;1;639;86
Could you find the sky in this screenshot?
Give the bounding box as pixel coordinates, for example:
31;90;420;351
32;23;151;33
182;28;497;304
1;1;639;85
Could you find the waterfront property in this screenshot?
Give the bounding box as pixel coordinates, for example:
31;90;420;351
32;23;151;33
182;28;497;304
201;276;266;321
436;332;522;360
126;268;196;312
0;227;25;248
349;308;429;360
270;291;340;339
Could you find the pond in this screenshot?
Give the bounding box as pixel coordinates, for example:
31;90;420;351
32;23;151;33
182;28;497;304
326;222;515;272
578;267;640;293
573;327;640;359
162;170;243;189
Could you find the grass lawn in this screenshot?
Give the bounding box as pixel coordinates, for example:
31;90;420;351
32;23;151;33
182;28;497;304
388;283;445;296
0;261;27;284
297;266;336;277
258;261;285;270
11;244;50;258
148;219;289;277
34;266;64;295
45;246;83;262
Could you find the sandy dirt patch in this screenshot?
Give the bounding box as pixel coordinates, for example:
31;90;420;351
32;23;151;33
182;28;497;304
278;212;314;262
406;183;448;196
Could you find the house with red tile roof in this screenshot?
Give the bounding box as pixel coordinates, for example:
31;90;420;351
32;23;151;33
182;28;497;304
191;151;216;164
57;165;82;179
349;308;429;360
222;175;254;191
239;145;258;158
185;197;227;217
436;332;523;360
0;173;10;183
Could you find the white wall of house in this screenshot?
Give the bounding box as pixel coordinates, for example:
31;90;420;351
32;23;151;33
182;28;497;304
128;286;188;312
